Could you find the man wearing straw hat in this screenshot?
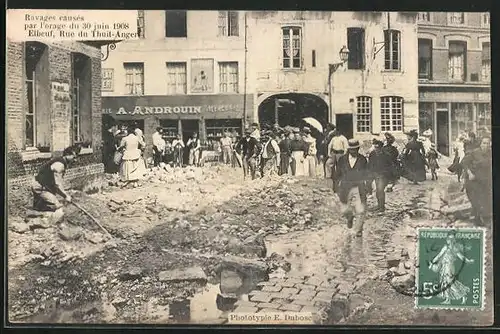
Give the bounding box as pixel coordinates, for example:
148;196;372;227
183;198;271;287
336;139;370;237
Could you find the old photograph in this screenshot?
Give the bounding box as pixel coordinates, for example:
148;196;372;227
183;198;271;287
6;10;493;326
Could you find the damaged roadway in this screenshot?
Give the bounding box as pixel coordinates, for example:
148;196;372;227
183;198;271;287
7;163;492;324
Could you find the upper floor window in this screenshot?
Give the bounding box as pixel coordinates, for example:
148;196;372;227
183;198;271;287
380;96;404;132
124;62;144;95
355;96;372;133
418;39;433;80
166;62;187;95
347;27;365;70
417;12;430;22
481;13;490;28
448;12;465;25
219;62;239;93
448;41;467;81
384;30;401;70
218;11;239;36
165;10;187;37
282;27;302;69
137;10;145;38
481;42;490;82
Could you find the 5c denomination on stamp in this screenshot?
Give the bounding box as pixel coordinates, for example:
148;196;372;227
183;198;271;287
415;227;485;310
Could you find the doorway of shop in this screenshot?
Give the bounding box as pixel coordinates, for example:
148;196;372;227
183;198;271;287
335;114;353;139
181;120;199;165
436;109;450;156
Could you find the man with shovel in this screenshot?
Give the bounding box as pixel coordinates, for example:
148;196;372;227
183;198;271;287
31;145;79;221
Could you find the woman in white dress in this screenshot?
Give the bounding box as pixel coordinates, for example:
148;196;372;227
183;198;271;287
118;125;146;188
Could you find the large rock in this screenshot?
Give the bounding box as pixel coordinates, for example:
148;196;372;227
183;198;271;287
216;256;269;284
391;274;415;291
10;222;30;234
226;233;267;258
220;270;244;295
158;266;207;283
58;226;83;241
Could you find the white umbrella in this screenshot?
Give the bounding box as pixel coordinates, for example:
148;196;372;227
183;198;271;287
303;117;323;133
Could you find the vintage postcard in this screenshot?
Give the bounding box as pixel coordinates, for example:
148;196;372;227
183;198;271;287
5;9;493;326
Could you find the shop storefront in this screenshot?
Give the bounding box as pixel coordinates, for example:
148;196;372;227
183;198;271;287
102;94;253;155
418;89;491;156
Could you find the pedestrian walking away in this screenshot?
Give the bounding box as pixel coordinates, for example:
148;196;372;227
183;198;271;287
118;125;147;188
326;128;349;191
401;129;427;184
31;145;80;222
382;132;401;192
368;139;393;212
336;139;370;237
426;143;440;181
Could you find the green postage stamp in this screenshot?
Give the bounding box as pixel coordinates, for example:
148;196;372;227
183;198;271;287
415;227;486;310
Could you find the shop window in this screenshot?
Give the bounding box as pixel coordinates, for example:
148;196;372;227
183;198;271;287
159;119;179;141
448;41;467;81
477;103;491;133
25;42;51;151
448;12;465;25
166;62;187;95
218;11;239;37
417;12;430;22
71;52;92;147
384;30;401;71
219;62;239;93
165;10;187;37
380;96;404;132
450;103;473;141
418;39;432;80
124;62;144;95
418;102;434;134
481;42;490;82
282;26;302;69
205;119;242;150
355;96;371;133
137;10;145;38
347;28;365;70
481;13;490;28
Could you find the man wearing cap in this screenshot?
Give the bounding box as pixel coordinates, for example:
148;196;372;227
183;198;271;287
290;129;308;176
368;139;393;212
236;128;260;180
326;128;349;191
31;145;80;220
260;131;281;177
336;139;370;237
303;127;318;177
278;131;293;175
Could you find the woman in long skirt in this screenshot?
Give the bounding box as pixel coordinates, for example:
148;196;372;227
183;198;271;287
119;125;146;188
401;129;426;184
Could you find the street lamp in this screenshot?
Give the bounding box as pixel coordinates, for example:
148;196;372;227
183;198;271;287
328;45;350;124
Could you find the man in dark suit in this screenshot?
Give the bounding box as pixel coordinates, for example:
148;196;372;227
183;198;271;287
236;128;260;180
368;139;394;212
278;131;293;175
336;139;370;237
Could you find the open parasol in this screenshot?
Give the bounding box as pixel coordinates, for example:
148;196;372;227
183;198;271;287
302;117;323;133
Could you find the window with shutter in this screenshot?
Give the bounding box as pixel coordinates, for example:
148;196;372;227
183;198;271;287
347;28;365;70
165;11;187;37
418;39;432;79
218;11;239;36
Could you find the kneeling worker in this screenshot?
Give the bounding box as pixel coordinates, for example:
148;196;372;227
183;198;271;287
31;146;79;218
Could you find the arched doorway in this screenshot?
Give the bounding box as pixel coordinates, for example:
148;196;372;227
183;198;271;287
257;93;328;131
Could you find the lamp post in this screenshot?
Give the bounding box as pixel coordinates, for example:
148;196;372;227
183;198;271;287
328;45;350;125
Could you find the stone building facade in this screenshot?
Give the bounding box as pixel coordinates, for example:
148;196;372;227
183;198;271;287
417;12;491;155
248;11;419;140
6;39;110;187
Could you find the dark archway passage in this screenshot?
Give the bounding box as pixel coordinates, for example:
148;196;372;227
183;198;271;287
258;93;328;131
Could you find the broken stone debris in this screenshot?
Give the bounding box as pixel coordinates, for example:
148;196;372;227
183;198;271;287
158;266;207;283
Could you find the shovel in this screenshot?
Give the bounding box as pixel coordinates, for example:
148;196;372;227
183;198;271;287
70;201;113;239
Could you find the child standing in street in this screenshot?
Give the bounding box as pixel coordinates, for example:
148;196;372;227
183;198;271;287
426;143;440;180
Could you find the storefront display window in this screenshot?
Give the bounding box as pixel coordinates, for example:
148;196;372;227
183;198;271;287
477;103;491;133
450;103;473;141
418;102;434;134
205;119;242;151
159;119;179;140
